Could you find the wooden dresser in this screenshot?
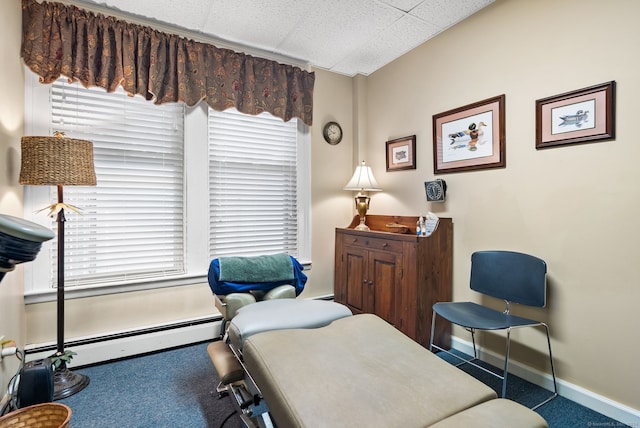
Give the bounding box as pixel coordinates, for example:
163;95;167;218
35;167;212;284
334;214;452;349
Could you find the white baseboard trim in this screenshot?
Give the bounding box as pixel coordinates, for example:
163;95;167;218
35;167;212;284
25;318;222;368
451;337;640;426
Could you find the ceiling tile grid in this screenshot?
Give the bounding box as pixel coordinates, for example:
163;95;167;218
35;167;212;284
410;0;495;29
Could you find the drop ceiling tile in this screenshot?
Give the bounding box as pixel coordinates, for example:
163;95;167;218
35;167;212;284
278;0;404;69
411;0;494;29
201;0;314;51
331;13;440;75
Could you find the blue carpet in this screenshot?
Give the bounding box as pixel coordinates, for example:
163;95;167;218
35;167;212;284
60;342;243;427
437;350;630;428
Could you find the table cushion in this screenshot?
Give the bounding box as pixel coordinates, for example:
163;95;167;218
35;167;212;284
428;398;548;428
243;313;498;428
228;299;352;351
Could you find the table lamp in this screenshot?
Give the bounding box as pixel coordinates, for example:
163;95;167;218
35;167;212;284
343;161;381;231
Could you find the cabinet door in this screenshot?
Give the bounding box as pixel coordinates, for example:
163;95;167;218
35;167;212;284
368;249;402;326
342;245;368;313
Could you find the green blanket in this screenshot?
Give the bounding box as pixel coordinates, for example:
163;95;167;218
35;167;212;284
218;253;294;283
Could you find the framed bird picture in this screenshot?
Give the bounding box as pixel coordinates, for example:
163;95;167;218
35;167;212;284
432;94;505;174
535;81;615;149
386;135;416;172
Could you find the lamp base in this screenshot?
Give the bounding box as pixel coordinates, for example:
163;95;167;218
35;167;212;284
354;215;370;231
53;363;90;400
354;222;370;231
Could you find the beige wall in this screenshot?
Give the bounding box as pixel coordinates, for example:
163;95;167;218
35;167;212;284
0;0;27;394
364;0;639;410
305;68;356;298
2;0;638;414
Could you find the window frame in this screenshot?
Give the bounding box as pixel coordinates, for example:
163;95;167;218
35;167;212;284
23;71;311;304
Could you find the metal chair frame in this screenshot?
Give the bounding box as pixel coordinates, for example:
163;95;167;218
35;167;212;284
429;251;558;410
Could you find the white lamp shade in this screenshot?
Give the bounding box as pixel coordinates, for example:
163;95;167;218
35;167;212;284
344;161;381;191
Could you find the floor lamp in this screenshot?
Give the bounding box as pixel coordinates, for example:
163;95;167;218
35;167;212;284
19;133;96;400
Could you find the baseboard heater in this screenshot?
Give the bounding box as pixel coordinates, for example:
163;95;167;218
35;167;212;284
24;315;223;368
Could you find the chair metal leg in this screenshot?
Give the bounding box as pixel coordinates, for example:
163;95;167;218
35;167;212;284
530;323;558;410
470;328;477;359
544;323;558;395
502;328;512;398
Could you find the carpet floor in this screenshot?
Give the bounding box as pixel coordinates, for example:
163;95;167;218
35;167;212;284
59;341;630;427
60;342;243;427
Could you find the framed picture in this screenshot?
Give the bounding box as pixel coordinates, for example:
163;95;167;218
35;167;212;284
386;135;416;172
432;95;505;174
535;81;615;149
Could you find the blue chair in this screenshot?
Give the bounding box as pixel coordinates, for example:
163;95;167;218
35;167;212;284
429;250;558;409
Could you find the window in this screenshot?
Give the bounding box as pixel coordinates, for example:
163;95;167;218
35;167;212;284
208;108;300;256
24;73;310;301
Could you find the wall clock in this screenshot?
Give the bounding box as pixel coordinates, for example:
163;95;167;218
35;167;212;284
322;121;343;145
425;179;447;202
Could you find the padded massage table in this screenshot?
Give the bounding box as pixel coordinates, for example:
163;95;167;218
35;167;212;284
209;301;548;427
207;299;354;416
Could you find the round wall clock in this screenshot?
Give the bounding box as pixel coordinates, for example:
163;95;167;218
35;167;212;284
322;121;343;145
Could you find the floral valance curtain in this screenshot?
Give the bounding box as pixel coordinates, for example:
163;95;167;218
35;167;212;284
21;0;315;126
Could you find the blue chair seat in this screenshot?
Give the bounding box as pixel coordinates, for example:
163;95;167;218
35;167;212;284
433;301;541;330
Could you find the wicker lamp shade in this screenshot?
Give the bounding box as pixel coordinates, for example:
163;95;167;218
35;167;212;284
19;136;96;186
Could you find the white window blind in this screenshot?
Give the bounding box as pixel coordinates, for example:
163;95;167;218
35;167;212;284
48;78;185;288
208;108;299;257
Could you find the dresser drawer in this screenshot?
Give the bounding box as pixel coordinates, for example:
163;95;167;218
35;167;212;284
342;234;403;253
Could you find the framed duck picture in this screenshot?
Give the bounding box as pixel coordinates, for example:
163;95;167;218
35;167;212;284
535;81;615;149
432;95;506;174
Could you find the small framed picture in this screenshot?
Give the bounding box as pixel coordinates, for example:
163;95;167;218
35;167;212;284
535;81;615;149
432;95;505;174
386;135;416;172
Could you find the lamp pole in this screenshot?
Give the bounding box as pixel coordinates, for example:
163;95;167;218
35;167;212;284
56;185;65;355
